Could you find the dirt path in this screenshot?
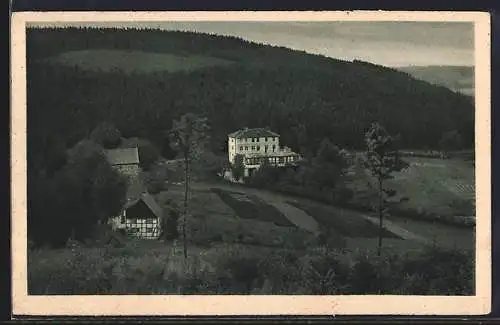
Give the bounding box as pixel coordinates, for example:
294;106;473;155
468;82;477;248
360;214;430;244
252;193;320;233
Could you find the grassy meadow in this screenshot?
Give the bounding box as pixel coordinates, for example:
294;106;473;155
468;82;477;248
347;155;475;225
44;49;234;73
389;157;475;216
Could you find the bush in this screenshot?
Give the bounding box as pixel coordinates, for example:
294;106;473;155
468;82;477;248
255;249;302;294
399;245;474;295
28;242;474;295
298;248;352;294
138;142;161;170
211;246;263;293
162;204;180;241
349;253;404;294
90;122;122;149
144;168;167;194
29;140;128;247
314;228;347;250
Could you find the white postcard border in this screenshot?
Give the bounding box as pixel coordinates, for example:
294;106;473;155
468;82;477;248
11;11;492;316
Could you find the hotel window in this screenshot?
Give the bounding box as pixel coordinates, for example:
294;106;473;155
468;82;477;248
265;145;268;153
272;145;276;152
257;146;260;151
245;146;248;151
265;137;268;141
252;138;255;142
240;146;243;151
252;146;255;150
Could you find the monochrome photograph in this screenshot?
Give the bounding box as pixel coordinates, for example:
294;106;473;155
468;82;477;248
11;11;491;316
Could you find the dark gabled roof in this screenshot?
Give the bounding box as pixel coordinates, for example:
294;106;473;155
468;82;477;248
228;128;280;139
124;192;163;219
105;147;140;165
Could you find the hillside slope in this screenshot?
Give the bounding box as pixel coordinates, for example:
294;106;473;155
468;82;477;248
398;65;474;97
27;28;475;172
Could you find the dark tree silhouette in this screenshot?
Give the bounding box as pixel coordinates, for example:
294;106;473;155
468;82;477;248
363;122;409;256
169;113;210;259
232;154;245;181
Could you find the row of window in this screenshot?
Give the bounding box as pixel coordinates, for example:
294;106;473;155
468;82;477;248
239;144;276;152
247;137;277;142
124;218;157;224
246;155;298;165
231;137;278;143
129;224;156;231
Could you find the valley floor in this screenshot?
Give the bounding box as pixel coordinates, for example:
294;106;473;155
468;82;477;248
27;156;476;295
190;180;474;252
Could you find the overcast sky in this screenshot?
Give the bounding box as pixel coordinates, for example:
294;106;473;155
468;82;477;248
41;21;475;67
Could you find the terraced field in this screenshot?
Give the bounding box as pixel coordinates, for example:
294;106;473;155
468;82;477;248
349;156;475;219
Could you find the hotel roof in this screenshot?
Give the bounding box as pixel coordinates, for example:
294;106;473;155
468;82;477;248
228;128;279;139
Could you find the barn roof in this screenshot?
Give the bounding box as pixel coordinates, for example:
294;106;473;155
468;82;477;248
105;147;140;165
228;128;279;139
124;192;163;219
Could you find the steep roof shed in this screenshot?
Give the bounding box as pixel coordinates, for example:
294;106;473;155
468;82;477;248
105;147;140;165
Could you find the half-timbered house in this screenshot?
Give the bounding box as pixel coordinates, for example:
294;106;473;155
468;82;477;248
109;192;164;240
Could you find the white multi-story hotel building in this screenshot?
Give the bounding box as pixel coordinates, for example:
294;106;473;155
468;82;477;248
228;127;301;177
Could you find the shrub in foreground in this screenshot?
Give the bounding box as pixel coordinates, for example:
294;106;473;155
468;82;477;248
28;243;474;295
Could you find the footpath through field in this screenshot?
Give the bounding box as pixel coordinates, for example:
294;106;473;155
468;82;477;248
359;214;430;244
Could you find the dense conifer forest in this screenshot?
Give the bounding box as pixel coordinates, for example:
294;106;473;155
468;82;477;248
27;27;474;175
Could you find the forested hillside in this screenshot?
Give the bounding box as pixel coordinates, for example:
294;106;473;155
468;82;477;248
27;27;475;175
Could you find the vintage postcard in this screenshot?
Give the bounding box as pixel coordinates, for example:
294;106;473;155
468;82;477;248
11;11;491;316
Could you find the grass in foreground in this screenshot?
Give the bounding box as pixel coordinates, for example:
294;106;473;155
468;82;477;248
28;241;474;295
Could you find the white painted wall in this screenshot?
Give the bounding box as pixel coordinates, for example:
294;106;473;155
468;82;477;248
228;135;281;164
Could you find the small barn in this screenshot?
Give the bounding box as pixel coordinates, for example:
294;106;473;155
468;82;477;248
109;192;164;240
105;147;141;181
